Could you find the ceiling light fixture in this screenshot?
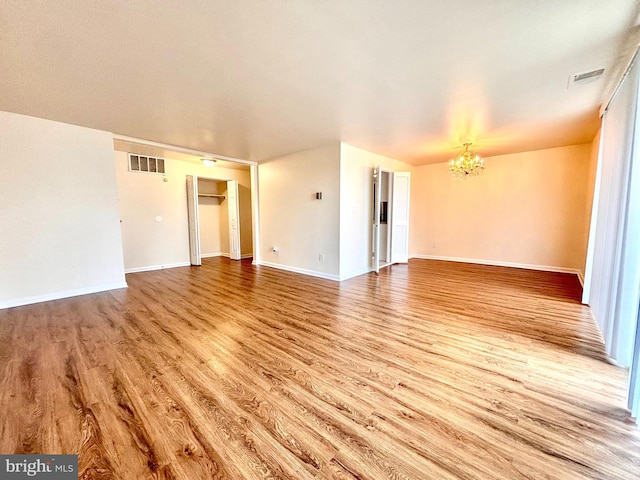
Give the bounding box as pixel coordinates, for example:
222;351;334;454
201;158;216;167
448;143;484;178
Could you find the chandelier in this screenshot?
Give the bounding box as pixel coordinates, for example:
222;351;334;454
449;143;484;178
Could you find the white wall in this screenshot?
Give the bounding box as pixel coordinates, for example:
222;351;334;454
339;143;413;280
410;144;593;275
115;151;252;272
258;144;341;279
0;111;126;308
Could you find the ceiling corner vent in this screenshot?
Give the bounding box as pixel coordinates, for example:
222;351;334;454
568;68;605;88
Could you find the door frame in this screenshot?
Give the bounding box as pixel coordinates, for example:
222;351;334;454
372;167;382;273
371;167;411;273
372;167;395;273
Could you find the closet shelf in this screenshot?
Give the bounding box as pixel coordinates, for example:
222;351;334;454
198;193;226;199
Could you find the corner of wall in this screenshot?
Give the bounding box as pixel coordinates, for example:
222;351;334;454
409;143;596;273
0;111;126;307
258;144;341;277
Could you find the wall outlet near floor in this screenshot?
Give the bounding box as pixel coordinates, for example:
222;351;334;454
272;246;279;255
319;253;324;262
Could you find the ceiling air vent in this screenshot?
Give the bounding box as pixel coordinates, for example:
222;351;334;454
568;68;604;88
129;154;165;174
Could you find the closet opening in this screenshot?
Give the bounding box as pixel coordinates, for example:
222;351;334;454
186;175;252;265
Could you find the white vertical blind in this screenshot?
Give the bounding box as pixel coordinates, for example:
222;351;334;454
616;83;640;369
583;54;639;367
623;58;640;423
629;301;640;424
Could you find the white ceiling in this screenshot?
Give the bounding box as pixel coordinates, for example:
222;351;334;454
1;1;638;165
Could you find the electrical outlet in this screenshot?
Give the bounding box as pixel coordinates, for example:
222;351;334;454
273;246;279;255
319;253;324;262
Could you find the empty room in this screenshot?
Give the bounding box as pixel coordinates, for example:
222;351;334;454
2;1;640;479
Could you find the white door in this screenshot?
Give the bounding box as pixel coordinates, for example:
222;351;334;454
372;167;381;273
227;180;241;260
186;175;201;265
391;172;411;264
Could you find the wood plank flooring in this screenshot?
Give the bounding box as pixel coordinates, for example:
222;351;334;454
1;258;639;479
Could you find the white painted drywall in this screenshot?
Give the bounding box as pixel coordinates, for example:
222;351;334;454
0;111;126;308
114;151;252;271
339;143;413;280
258;144;341;278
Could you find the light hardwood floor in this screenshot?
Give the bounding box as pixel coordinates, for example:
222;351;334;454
1;258;639;479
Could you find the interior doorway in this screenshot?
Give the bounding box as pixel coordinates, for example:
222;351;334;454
372;167;411;273
186;175;242;266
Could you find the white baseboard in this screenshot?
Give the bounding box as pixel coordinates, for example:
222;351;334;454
203;252;253;260
201;252;224;259
257;261;340;281
339;266;375;281
126;253;254;274
409;254;583;280
125;261;190;274
0;281;129;310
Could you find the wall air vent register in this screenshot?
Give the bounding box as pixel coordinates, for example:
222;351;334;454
128;153;165;174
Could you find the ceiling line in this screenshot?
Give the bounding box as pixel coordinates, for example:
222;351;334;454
112;134;257;166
